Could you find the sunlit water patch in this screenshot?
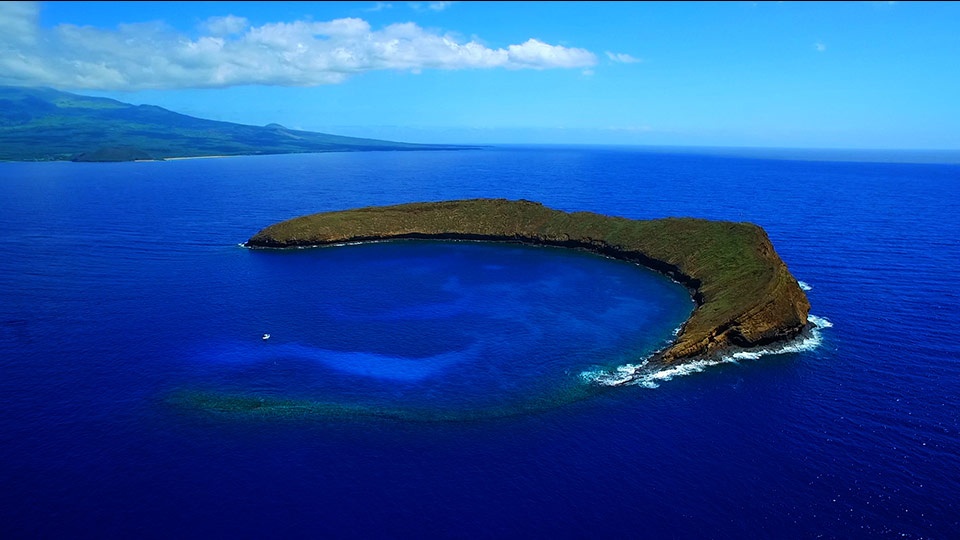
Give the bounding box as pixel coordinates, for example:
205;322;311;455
175;241;694;419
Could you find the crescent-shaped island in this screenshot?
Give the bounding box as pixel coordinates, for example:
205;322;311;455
246;198;811;376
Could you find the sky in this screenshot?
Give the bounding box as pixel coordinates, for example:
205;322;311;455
1;1;958;149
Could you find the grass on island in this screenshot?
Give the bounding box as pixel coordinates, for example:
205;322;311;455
248;198;810;364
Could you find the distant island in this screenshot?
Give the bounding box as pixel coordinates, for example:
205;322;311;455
0;86;477;162
247;199;811;374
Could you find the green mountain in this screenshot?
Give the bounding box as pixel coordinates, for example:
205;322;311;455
0;86;471;162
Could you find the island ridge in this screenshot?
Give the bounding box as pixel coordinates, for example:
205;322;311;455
246;199;811;371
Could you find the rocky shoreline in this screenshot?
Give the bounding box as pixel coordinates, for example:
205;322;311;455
247;198;811;367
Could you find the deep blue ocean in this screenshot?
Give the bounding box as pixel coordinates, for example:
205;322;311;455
1;146;958;538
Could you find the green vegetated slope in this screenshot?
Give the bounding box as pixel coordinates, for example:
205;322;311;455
0;86;471;161
247;199;811;366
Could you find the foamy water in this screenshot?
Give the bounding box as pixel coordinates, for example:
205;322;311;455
581;314;833;388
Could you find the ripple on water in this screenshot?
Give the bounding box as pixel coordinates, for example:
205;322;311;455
175;240;696;419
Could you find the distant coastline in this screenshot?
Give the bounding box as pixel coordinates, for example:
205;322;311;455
490;144;960;165
0;86;480;162
159;155;236;161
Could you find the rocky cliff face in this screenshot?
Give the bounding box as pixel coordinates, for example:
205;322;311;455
247;199;810;366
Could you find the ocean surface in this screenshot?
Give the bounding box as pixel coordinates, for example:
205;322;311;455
1;146;958;538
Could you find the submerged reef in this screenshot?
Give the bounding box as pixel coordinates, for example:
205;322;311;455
247;199;811;373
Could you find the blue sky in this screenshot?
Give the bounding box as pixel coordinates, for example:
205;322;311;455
2;1;958;148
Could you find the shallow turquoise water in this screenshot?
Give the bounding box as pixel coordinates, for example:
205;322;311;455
178;240;692;418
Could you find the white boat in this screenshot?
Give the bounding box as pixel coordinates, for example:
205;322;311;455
262;333;271;340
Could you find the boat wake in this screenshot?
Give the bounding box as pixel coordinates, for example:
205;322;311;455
580;314;832;388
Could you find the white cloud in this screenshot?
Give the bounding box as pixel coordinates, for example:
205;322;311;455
203;15;250;36
0;2;596;90
365;2;394;12
506;39;596;70
815;42;827;52
408;2;456;11
605;51;642;64
0;0;39;45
